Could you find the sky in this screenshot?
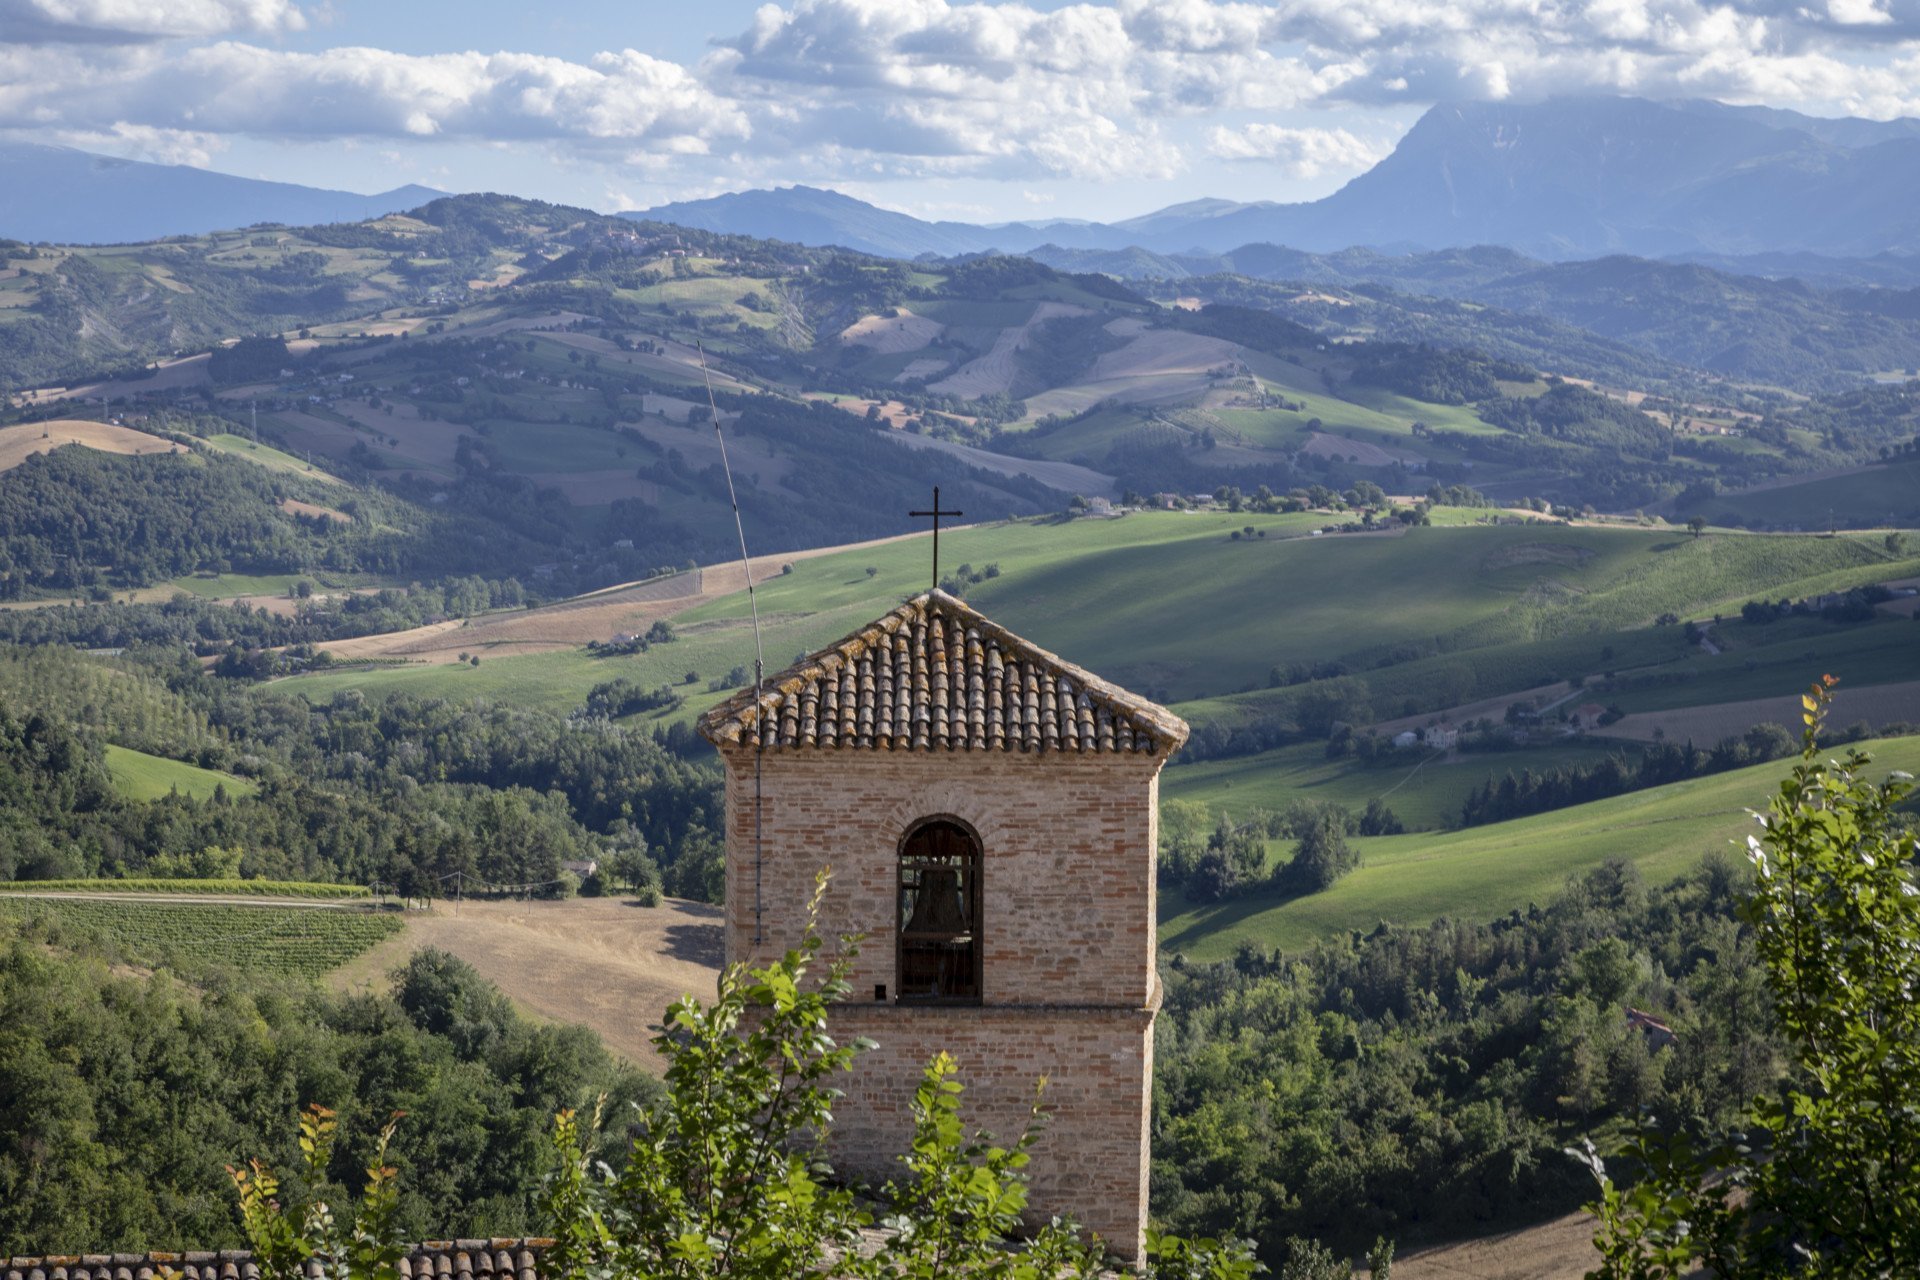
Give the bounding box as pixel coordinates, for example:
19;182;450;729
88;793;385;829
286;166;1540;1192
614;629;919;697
4;0;1920;223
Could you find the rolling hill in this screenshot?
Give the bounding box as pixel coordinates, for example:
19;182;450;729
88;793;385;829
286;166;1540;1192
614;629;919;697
270;512;1920;846
1158;733;1920;959
8;190;1920;617
1029;245;1920;393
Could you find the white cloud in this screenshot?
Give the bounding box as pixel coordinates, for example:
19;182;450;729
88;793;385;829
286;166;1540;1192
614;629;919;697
0;42;749;147
1206;122;1390;176
50;121;226;165
9;0;1920;200
0;0;304;42
1826;0;1895;25
1205;119;1390;176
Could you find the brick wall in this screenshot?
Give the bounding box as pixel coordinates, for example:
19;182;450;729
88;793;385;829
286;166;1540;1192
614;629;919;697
719;748;1162;1005
715;744;1170;1266
826;1003;1154;1261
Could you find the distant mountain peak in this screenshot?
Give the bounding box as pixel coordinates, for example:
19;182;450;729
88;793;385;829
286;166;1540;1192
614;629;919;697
0;141;446;244
625;96;1920;264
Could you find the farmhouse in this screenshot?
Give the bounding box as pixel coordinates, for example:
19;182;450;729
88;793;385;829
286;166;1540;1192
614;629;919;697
697;588;1187;1265
1571;702;1608;731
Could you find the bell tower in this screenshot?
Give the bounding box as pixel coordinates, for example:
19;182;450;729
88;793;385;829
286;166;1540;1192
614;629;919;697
698;588;1186;1265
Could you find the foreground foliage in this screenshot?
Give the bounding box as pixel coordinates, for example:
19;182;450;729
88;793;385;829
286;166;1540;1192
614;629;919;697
0;935;654;1253
233;882;1262;1279
1582;679;1920;1276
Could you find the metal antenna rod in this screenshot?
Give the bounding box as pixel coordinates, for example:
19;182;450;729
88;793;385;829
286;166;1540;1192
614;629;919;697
698;343;768;946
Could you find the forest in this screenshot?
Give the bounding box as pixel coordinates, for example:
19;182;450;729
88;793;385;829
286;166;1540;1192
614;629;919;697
1153;855;1780;1261
0;646;723;899
0;924;657;1252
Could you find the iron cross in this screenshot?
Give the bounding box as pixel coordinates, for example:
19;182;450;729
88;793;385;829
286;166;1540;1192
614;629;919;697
909;486;963;589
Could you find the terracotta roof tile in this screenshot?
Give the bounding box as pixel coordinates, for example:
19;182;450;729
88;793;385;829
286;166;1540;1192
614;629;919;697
698;589;1187;755
4;1244;553;1280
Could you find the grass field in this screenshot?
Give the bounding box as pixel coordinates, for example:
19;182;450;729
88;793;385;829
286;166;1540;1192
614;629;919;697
1164;737;1642;832
1602;616;1920;715
327;895;722;1071
202;433;344;483
166;572;310;600
280;517;1920;737
1158;734;1920;960
2;878;365;898
102;744;259;802
0;898;401;978
1702;458;1920;530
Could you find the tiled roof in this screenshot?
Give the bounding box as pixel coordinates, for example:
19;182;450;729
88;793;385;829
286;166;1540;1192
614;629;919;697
4;1241;550;1280
698;589;1187;755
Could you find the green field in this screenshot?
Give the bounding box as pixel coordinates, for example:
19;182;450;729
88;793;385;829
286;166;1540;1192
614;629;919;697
278;517;1920;738
1602;615;1920;715
613;270;782;331
1702;458;1920;529
481;417;640;472
0;898;402;978
281;645;736;720
103;744;259;801
2;878;366;898
166;572;309;600
1165;737;1641;832
202;433;343;483
1159;734;1920;959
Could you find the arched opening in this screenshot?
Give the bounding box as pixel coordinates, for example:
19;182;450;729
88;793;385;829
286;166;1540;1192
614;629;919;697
897;818;982;1004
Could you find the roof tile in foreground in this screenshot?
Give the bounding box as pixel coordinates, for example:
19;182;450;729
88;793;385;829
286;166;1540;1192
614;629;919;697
3;1242;550;1280
697;589;1187;755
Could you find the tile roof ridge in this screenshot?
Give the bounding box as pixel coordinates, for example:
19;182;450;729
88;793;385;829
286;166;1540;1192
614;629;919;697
697;587;1187;753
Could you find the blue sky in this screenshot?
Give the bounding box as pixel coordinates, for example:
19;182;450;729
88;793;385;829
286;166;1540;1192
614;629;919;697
4;0;1919;222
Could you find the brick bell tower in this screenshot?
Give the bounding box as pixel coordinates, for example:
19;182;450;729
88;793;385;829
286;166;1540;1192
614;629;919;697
697;588;1187;1265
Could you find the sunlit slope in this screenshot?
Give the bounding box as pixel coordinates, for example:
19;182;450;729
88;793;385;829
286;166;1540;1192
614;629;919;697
1158;734;1920;960
279;515;1919;721
102;744;258;802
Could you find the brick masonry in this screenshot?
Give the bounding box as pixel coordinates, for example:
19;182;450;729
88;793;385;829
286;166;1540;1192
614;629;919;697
716;745;1172;1263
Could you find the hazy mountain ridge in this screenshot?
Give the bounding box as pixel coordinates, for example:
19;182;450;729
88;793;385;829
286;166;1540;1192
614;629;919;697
630;97;1920;265
0;142;443;245
1022;242;1920;390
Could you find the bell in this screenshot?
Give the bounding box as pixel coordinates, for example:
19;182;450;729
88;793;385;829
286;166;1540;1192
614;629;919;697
906;865;969;935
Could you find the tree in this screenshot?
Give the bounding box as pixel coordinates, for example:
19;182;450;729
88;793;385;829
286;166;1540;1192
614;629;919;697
1579;678;1920;1276
1686;516;1707;538
228;878;1260;1279
608;841;655;896
1278;809;1358;893
1357;798;1404;837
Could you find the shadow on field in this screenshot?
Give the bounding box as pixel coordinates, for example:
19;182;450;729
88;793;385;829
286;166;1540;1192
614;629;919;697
662;920;725;968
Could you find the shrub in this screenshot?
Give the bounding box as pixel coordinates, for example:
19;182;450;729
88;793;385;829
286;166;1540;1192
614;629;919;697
1579;678;1920;1276
228;877;1263;1278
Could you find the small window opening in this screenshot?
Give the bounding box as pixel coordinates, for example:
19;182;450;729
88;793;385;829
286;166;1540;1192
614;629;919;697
897;819;982;1004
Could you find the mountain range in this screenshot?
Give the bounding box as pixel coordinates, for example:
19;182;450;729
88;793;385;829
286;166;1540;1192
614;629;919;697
632;96;1920;264
6;95;1920;270
0;142;443;245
